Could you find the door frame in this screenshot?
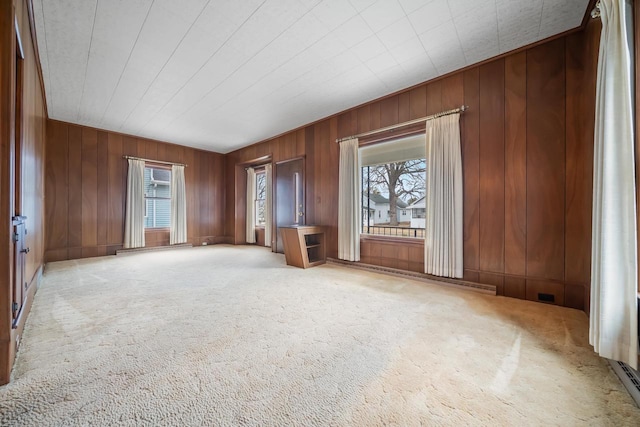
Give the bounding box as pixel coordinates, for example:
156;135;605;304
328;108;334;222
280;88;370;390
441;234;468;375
274;156;305;253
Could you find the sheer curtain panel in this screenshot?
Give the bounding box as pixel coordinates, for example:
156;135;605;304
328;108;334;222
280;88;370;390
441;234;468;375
424;114;463;278
265;164;273;247
170;165;187;245
590;0;638;370
124;159;145;249
338;138;360;261
246;167;257;244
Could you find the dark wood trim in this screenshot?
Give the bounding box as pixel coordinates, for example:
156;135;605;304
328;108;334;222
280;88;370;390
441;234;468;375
635;0;640;294
358;123;425;147
275;155;305;165
0;0;16;386
25;0;47;117
360;235;424;246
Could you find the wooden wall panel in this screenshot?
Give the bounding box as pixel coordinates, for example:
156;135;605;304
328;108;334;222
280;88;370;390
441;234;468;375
45;121;68;251
107;134;123;245
67;125;82;248
462;69;480;279
97;132;108;246
81;128;98;248
565;24;597;285
45;122;225;260
504;53;527;276
526;39;566;281
478;60;505;275
409;85;427;119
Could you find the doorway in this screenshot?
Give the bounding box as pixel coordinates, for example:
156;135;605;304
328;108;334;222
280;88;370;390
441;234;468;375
275;158;304;253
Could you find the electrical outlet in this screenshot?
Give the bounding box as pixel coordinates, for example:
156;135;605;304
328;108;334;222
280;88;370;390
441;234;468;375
202;242;207;246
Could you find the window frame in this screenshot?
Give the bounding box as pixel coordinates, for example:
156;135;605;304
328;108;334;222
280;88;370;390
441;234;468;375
144;164;172;230
254;169;267;227
359;132;426;241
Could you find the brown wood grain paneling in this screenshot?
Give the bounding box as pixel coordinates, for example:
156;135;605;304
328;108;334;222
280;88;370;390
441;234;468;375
45;121;225;255
370;102;381;130
565;25;597;285
504;52;527;276
398;91;410;123
81;128;98;247
526;39;566;281
45;120;68;250
564;283;585;310
479;272;504;296
107;133;123;244
463;69;480;273
441;74;463;110
409;85;427;119
67;125;82;248
426;80;442;115
380;96;399;128
357;104;371;134
97;131;108;245
504;276;526;299
478;60;505;273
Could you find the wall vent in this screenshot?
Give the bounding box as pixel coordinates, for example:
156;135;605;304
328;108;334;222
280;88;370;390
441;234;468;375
610;360;640;408
538;293;555;303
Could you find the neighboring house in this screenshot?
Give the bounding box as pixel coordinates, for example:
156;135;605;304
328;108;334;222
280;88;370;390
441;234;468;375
365;193;411;224
144;168;171;228
406;197;426;229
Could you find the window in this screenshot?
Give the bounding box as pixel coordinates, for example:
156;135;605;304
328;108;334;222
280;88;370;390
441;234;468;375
255;172;266;226
360;134;426;238
144;166;171;229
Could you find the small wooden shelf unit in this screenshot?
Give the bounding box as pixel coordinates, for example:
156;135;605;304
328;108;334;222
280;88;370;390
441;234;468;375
280;225;326;268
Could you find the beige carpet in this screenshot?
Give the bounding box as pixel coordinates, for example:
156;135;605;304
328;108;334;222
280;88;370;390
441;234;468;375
1;245;638;426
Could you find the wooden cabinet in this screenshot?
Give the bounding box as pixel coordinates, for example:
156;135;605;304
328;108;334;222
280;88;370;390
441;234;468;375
280;225;326;268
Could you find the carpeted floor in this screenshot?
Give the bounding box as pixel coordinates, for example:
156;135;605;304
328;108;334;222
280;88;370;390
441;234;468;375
1;245;638;426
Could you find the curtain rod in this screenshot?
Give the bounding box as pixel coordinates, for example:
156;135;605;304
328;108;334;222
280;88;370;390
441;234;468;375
335;105;468;143
122;155;187;167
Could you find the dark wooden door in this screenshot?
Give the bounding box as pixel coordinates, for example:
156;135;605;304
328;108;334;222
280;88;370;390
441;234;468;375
275;158;304;253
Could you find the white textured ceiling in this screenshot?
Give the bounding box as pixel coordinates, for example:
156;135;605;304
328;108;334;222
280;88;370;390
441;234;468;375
33;0;590;153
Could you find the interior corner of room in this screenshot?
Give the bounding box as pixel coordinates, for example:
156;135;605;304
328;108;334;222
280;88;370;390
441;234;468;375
1;0;640;422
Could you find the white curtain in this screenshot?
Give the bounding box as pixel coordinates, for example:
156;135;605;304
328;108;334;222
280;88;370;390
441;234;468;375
265;163;273;247
424;114;463;278
124;159;145;249
338;138;360;261
170;165;187;245
246;167;257;244
590;0;638;370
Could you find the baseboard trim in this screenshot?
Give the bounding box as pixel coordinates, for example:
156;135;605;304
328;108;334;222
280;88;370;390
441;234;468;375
116;243;193;255
327;258;496;295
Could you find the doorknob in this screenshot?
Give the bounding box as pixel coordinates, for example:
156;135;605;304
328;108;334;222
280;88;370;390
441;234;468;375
20;248;30;254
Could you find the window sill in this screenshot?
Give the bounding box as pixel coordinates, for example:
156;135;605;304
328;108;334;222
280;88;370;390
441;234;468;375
360;234;424;246
145;228;170;232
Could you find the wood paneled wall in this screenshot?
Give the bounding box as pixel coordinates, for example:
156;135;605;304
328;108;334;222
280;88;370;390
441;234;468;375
1;0;47;384
226;22;600;312
45;121;226;261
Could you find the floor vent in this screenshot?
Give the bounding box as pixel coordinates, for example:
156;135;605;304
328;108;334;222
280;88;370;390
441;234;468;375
610;360;640;408
327;258;496;295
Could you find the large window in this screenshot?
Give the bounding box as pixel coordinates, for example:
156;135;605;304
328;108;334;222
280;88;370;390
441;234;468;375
144;166;171;229
255;171;266;226
360;134;426;238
